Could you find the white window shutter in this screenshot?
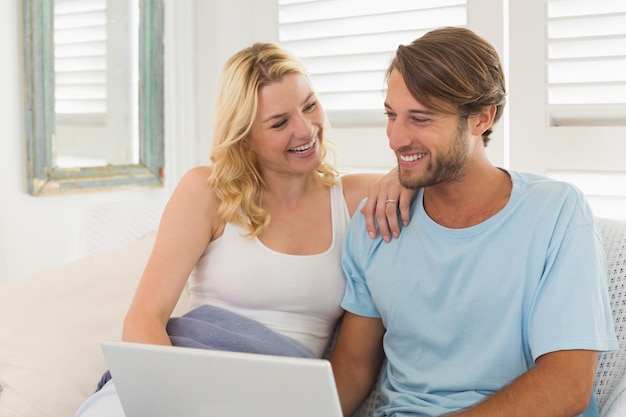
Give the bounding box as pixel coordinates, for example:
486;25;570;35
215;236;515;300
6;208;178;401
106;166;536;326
509;0;626;221
52;0;139;168
276;0;626;220
54;0;108;115
546;0;626;126
278;0;467;123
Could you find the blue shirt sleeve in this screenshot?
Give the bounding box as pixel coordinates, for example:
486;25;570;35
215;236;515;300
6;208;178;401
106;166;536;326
340;202;382;318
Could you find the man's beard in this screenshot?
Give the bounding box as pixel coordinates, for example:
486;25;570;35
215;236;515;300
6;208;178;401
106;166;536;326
398;121;470;190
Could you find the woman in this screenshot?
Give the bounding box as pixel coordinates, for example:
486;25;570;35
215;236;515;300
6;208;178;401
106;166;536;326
75;42;411;416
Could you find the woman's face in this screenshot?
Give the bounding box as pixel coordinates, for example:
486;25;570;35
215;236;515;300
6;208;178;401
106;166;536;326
247;73;326;178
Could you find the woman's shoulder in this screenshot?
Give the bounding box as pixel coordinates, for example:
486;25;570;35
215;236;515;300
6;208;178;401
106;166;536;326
340;172;382;189
340;173;383;215
170;166;220;208
183;165;213;181
167;166;224;238
175;166;214;193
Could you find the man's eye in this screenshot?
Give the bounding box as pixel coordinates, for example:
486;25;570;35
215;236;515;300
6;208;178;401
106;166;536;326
384;112;396;119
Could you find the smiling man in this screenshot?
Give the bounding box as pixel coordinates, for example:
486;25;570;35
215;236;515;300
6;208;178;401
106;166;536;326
331;27;618;417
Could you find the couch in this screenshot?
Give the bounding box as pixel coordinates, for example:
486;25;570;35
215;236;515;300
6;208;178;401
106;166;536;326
0;201;625;417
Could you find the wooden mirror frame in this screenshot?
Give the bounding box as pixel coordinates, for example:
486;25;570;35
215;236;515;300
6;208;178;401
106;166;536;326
23;0;164;195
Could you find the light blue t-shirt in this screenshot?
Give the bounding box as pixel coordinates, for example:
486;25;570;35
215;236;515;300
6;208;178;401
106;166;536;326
341;170;618;417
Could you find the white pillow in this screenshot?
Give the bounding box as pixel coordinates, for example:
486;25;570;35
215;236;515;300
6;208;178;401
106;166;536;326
0;232;188;417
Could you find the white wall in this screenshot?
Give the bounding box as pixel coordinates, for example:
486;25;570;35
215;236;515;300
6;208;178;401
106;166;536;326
0;0;164;278
0;1;169;281
0;0;274;282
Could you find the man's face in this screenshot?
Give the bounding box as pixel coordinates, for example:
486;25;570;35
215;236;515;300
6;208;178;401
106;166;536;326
384;69;471;190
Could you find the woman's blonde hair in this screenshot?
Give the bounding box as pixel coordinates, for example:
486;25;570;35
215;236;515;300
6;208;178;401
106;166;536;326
208;43;338;237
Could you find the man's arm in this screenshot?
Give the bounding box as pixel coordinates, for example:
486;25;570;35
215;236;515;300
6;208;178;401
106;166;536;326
330;312;386;416
447;349;598;417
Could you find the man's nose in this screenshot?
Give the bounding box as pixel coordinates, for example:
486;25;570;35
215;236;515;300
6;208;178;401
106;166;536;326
387;120;412;151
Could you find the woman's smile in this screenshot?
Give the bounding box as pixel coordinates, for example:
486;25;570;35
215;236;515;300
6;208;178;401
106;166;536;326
288;137;317;156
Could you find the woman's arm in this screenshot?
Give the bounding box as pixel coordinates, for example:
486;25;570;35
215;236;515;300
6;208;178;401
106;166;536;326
122;167;222;345
342;169;415;242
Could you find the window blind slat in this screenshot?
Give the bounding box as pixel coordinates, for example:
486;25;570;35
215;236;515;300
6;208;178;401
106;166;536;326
55;100;107;114
549;84;626;105
548;37;626;59
55;71;106;85
55;42;106;58
56;85;106;100
55;57;106;72
548;59;626;83
316;91;388;111
548;14;626;38
311;71;387;94
54;11;106;29
54;27;107;44
302;52;395;75
548;0;626;18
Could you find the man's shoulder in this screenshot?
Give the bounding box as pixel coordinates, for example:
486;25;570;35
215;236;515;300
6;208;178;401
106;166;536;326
510;170;594;227
511;170;584;199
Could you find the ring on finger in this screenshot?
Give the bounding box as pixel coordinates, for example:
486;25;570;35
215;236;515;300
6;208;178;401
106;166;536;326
385;199;398;205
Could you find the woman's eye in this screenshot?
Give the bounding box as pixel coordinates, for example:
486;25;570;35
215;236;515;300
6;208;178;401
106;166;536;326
304;102;317;112
271;120;287;129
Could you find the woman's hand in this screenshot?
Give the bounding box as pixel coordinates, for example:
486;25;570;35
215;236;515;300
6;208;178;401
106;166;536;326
361;169;415;242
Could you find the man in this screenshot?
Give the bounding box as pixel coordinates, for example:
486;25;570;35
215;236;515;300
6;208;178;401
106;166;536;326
331;27;618;417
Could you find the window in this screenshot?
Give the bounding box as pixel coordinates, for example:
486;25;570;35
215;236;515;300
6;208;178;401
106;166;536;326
544;1;626;219
278;0;467;124
54;0;108;115
546;0;626;126
509;0;626;220
52;0;139;168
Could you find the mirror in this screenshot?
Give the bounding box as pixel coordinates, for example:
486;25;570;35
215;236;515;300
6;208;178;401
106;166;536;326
23;0;164;195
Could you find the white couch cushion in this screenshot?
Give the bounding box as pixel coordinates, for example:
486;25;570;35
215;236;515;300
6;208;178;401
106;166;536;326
0;232;188;417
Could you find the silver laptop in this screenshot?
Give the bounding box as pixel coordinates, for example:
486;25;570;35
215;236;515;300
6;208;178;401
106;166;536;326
101;340;343;417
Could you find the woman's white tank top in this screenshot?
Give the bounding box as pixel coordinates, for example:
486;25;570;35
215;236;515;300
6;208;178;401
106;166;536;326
186;182;350;357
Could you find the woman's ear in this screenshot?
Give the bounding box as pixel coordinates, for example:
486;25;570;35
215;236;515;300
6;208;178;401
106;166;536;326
241;137;251;151
472;105;497;136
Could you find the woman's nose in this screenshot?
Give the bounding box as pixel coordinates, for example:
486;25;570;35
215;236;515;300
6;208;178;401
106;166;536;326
293;113;315;138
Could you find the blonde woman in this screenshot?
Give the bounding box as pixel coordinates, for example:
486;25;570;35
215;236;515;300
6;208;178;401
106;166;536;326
75;43;411;416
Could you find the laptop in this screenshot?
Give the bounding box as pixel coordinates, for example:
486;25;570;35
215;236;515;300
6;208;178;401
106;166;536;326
101;340;343;417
